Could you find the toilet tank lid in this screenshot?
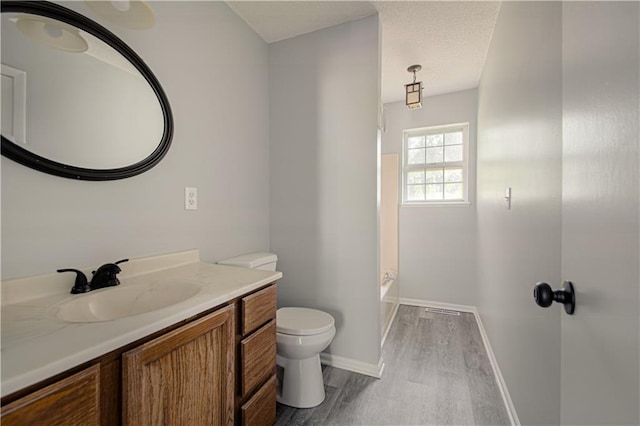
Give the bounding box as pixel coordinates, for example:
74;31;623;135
217;252;277;268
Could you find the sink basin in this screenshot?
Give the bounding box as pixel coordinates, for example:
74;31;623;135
55;282;202;323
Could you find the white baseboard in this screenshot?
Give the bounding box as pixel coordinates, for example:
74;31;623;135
399;297;476;313
472;307;521;426
398;298;520;426
320;352;384;379
381;301;400;348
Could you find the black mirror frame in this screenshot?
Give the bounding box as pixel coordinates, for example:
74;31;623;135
1;1;173;181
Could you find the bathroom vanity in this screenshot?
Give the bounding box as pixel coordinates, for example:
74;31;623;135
0;250;280;425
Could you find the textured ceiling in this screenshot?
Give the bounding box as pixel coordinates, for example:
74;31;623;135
226;1;378;44
227;1;501;104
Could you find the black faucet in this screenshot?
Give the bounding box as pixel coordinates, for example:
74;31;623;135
58;259;129;294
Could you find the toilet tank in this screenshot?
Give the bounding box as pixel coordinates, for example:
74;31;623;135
217;252;278;271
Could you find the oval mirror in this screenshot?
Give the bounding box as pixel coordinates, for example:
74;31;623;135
0;1;173;180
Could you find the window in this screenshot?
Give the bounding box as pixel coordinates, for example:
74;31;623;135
402;123;469;204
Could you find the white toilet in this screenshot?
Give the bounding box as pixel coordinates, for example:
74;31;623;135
217;252;336;409
275;307;335;408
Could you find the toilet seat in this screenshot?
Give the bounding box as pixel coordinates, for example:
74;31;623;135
277;307;334;336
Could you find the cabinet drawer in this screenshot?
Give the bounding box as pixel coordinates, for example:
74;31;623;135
1;364;100;426
241;320;276;397
241;375;276;426
241;284;276;336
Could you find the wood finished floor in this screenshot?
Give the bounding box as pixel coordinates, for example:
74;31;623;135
275;305;510;426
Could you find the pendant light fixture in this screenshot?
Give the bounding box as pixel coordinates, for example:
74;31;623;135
15;16;88;53
84;1;155;30
405;65;423;110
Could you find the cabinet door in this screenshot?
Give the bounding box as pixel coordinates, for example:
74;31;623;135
123;305;235;426
1;364;100;426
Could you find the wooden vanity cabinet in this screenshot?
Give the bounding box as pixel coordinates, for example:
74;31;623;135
0;282;277;426
1;364;101;426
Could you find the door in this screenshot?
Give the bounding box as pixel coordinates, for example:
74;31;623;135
560;3;639;425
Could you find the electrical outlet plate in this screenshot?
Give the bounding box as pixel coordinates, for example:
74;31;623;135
185;187;197;210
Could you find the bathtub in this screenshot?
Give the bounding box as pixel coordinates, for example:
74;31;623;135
380;272;399;347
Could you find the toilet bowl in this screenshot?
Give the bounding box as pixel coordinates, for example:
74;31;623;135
276;307;336;408
217;252;336;409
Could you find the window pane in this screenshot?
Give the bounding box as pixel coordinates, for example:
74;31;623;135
444;145;463;162
444;168;463;183
403;126;467;204
407;184;425;201
444;183;463;200
445;131;463;145
426;147;443;163
425;134;443;147
425;169;443;183
408;148;425;164
408;136;425;149
425;184;443;200
407;170;425;184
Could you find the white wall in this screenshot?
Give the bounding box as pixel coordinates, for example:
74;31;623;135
476;3;563;425
561;3;639;424
382;89;477;306
1;1;270;279
269;16;381;367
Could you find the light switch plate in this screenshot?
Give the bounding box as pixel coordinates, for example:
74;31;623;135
185;187;197;210
505;187;512;210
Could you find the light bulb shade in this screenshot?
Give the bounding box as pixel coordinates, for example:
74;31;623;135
405;81;422;109
16;16;88;52
84;1;155;30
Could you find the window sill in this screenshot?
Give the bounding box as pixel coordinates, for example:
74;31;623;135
401;201;471;208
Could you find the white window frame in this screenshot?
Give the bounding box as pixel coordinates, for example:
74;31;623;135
402;122;470;206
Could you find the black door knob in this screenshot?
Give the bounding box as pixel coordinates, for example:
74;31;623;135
533;281;575;315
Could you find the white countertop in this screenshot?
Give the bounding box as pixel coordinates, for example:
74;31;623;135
0;250;282;397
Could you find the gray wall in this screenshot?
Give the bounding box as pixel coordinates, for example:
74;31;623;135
476;3;563;425
269;16;381;366
561;2;639;424
382;90;478;307
1;1;270;279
